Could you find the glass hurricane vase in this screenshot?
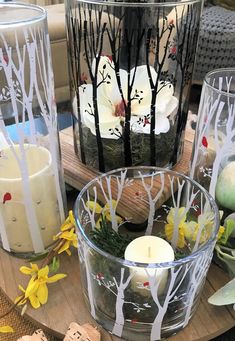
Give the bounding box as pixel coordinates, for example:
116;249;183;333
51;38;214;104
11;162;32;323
0;3;66;257
74;167;219;340
190;68;235;276
65;0;203;172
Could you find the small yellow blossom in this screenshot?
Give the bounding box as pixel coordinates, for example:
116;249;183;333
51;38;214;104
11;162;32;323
184;212;214;244
217;226;225;241
20;263;39;277
86;200;123;228
60;210;76;232
17;265;67;309
0;326;14;333
56;228;78;256
165;207;187;248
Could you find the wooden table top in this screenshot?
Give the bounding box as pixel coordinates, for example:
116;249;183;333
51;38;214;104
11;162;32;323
0;249;235;341
0;124;234;340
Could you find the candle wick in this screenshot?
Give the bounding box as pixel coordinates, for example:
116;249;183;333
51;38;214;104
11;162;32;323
148;246;151;258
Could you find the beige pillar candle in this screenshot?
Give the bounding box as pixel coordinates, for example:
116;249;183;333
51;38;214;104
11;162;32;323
0;144;61;253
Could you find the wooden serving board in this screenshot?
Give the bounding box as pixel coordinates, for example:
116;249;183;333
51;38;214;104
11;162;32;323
0;249;235;341
59;126;195;192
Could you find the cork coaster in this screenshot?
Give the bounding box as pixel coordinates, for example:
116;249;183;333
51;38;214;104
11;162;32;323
0;289;58;341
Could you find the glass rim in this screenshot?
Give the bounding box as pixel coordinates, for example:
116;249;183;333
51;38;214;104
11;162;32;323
0;2;46;26
74;166;220;269
204;68;235;98
76;0;202;7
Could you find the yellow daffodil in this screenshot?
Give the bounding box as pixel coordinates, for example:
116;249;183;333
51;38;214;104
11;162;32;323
86;200;123;228
19;263;39;277
165;207;187;248
0;326;14;333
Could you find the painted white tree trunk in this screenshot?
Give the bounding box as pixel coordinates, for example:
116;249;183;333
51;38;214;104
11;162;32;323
83;242;96;319
112;268;134;337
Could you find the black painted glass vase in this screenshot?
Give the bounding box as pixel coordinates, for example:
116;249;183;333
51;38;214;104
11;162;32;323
65;0;203;172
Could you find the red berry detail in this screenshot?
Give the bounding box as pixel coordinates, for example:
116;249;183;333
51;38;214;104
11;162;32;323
202;136;208;148
3;192;12;204
143;281;149;287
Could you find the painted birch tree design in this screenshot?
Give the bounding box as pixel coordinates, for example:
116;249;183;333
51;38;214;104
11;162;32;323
190;74;235;200
147;264;189;341
183;249;213;327
0;18;65;253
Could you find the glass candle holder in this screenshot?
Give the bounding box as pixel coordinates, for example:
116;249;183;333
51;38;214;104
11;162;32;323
0;3;66;257
65;0;203;172
74;167;219;340
190;68;235;212
190;68;235;276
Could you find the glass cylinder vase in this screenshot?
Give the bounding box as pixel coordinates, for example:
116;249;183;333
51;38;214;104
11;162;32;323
190;68;235;276
65;0;203;172
74;167;219;340
0;3;66;257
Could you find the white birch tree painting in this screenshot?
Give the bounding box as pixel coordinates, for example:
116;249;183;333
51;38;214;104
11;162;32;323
77;236;97;319
190;74;235;200
183;249;213;327
147;264;189;341
0;22;65;253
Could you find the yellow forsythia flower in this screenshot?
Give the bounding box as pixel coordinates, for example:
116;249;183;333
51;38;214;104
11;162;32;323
165;207;187;248
0;326;14;333
20;263;39;277
86;200;123;228
17;265;67;309
217;226;225;241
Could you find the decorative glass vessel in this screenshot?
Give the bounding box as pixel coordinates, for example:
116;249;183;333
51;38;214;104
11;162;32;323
74;167;219;340
65;0;203;172
0;3;66;257
190;68;235;275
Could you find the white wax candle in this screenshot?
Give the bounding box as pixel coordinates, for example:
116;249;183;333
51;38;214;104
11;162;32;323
0;144;61;253
124;236;175;296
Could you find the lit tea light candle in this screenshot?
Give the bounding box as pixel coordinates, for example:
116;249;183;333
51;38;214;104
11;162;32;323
124;236;175;296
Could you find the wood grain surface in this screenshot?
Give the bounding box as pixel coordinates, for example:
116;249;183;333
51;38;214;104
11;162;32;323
0;249;235;341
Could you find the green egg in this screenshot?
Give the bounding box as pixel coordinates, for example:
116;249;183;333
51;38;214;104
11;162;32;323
215;161;235;211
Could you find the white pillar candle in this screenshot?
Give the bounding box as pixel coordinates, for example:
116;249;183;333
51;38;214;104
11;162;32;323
124;236;175;296
0;144;61;253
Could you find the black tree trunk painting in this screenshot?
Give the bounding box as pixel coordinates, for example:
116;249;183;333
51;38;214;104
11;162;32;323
66;0;202;172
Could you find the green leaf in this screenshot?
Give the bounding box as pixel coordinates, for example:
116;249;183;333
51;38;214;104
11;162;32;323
208;278;235;306
49;257;60;273
219;219;235;245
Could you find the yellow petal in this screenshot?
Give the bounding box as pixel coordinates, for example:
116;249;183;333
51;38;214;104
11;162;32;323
29;294;40;309
25;277;39;298
0;326;14;333
86;201;103;213
104;200;117;210
14;294;26;305
69;210;75;225
37;283;48;305
57;240;70;254
65;249;72;256
38;265;49;279
95;217;102;229
18;284;26;293
46;273;67;283
19;263;38;275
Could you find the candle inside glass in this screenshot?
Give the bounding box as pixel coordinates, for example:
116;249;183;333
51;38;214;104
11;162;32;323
0;144;61;253
124;236;175;296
